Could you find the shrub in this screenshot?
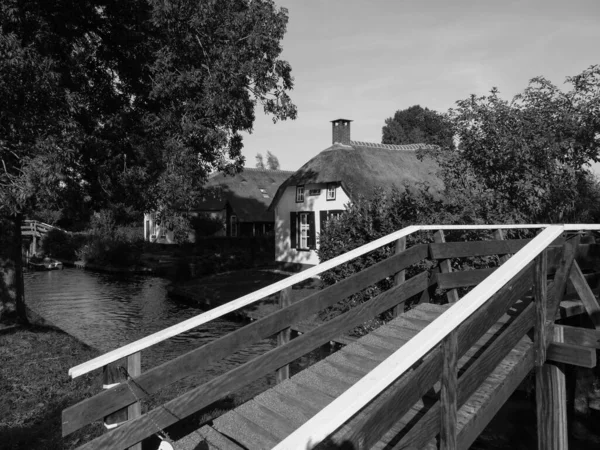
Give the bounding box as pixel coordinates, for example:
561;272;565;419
41;229;87;260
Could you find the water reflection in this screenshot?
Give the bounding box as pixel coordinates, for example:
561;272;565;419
24;268;274;376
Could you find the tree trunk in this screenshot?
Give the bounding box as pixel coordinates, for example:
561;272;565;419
0;214;27;324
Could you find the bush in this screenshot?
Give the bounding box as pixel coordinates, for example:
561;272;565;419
190;214;224;237
41;229;87;260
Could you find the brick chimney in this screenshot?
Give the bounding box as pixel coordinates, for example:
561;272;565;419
331;119;353;145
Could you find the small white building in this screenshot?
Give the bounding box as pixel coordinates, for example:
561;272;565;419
268;119;441;267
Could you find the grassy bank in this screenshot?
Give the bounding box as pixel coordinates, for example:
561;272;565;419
0;326;103;450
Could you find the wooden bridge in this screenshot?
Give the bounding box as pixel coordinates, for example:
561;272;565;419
62;224;600;450
21;219;66;256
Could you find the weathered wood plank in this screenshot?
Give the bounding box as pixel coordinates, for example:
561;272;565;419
73;272;429;450
546;341;597;368
62;244;428;436
429;239;532;260
213;410;279;449
392;237;407;317
187;425;244;450
440;330;458;450
534;252;548;367
493;229;510;265
434;230;460;303
569;261;600;329
437;268;496;290
556;324;600;349
227;400;297;441
276;287;292;383
537;327;568;450
547;236;580;320
126;353;141;450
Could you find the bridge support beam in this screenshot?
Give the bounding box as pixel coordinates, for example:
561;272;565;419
536;335;568;449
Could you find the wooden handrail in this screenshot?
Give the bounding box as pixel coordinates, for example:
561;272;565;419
272;225;565;449
69;224;600;378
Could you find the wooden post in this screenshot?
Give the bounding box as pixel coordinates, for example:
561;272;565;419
102;364;128;430
493;229;510;265
392;237;406;317
434;230;460;303
276;287;292;383
440;329;458;450
534;251;548;367
127;352;142;450
537;326;568;449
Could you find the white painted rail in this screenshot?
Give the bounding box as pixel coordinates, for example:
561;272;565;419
272;225;566;450
69;223;600;378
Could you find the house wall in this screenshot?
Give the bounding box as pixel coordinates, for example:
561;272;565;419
144;210;226;244
274;182;350;265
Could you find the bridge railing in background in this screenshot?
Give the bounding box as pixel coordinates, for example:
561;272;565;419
62;224;600;450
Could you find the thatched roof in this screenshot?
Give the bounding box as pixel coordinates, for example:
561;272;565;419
196;168;294;222
269;141;442;210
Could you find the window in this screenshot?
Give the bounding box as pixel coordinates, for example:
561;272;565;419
230;215;238;237
326;183;336;201
308;189;321;196
296;185;305;203
299;213;309;249
259;188;269;198
319;210;345;234
290;211;315;250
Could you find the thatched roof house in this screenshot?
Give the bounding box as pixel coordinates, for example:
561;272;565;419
270;119;442;267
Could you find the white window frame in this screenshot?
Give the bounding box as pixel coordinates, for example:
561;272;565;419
326;183;336;201
296;185;305;203
298;212;310;250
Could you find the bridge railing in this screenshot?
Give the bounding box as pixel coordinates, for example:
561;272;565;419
62;224;600;450
275;224;600;449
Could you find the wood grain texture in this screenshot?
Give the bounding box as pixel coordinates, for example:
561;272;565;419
276;287;292;383
493;229;510;265
62;245;427;436
429;239;532;260
126;353;141;450
434;230;460;304
440;330;458;450
569;261;600;329
536;327;568;450
437;268;496;290
546;342;597;368
534;252;548;367
73;273;429;450
392;237;407;317
556;324;600;348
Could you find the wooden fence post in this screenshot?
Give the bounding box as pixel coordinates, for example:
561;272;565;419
534;251;548;367
127;352;142;450
276;287;292;383
392;237;407;318
537;326;568;450
102;364;128;430
493;229;510;265
440;329;458;450
434;230;459;303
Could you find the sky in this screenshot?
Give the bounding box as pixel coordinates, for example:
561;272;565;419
239;0;600;174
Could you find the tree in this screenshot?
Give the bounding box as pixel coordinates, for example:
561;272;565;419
266;151;280;170
447;65;600;223
0;0;296;323
382;105;454;149
255;153;265;169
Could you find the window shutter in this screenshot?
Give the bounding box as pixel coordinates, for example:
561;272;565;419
290;212;297;249
319;211;327;235
308;212;316;249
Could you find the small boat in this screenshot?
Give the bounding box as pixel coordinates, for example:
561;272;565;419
29;256;64;271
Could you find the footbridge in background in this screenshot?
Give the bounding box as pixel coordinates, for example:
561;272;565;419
62;224;600;450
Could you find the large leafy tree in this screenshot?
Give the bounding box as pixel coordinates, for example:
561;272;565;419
382;104;454;148
447;65;600;223
0;0;296;322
